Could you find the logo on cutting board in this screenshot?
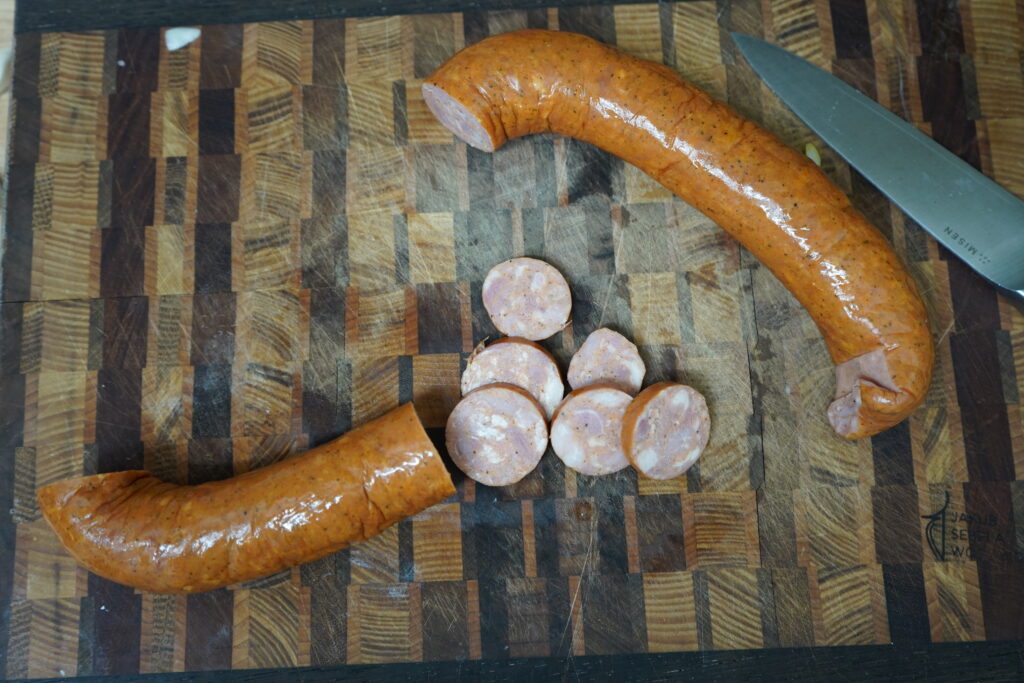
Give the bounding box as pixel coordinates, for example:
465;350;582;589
922;491;950;560
922;490;1010;561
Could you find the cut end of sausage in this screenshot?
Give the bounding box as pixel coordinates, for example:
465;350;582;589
567;327;645;395
622;382;710;480
550;384;632;476
482;257;572;341
422;82;496;152
445;383;548;487
461;337;564;419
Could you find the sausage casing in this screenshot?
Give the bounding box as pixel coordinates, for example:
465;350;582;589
423;30;934;438
36;403;455;593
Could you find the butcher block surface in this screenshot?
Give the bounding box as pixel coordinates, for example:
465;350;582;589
2;1;1024;677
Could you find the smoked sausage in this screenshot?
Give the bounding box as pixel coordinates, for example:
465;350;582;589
423;30;934;439
36;403;455;593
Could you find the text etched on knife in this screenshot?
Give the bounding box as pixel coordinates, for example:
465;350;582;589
943;226;992;265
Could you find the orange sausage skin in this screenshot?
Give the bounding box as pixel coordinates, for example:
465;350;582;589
423;30;934;439
37;403;454;593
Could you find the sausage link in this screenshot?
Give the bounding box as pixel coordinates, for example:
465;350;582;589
36;403;455;593
423;30;934;438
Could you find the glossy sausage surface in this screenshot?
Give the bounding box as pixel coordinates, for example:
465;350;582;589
423;29;934;438
37;403;455;593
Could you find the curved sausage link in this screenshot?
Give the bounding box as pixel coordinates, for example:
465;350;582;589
37;403;455;593
423;29;933;438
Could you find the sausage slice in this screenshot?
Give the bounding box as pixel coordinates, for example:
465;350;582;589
461;337;564;419
445;383;548;487
621;382;710;480
567;327;645;395
482;257;572;340
550;385;632;476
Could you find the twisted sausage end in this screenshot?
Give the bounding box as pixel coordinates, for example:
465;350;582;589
828;343;934;439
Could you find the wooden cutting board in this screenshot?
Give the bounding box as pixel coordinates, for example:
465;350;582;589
2;1;1023;677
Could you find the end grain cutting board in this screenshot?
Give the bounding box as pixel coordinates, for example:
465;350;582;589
2;1;1023;677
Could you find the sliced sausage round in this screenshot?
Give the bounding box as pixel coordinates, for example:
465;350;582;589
550;385;632;476
482;257;572;341
567;327;645;395
461;337;564;419
621;382;710;480
445;383;548;487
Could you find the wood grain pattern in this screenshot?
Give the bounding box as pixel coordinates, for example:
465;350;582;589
642;571;697;652
1;1;1022;675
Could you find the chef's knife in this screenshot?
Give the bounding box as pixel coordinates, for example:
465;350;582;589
732;33;1024;303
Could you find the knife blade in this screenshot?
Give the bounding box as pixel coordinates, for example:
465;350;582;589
731;32;1024;303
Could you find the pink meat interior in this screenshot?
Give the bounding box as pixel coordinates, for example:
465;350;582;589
421;83;495;152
